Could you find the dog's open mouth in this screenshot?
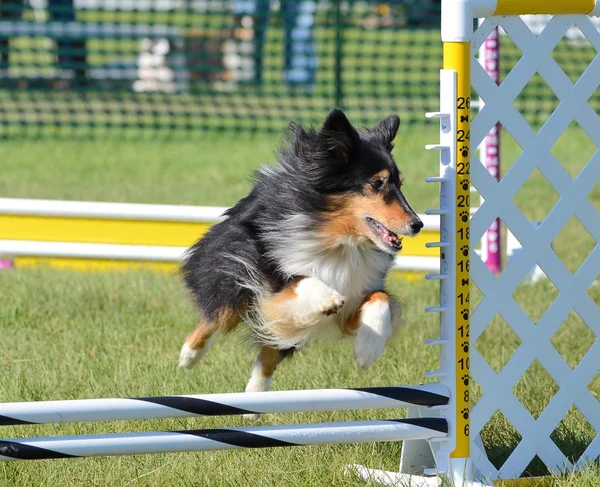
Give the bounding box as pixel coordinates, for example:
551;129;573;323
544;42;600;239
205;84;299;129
365;217;403;251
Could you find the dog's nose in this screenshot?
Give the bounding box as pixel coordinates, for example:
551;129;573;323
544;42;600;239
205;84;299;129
409;219;424;233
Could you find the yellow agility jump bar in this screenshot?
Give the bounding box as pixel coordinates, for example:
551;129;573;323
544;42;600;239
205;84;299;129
0;198;441;275
494;0;595;15
0;215;438;257
461;0;598;21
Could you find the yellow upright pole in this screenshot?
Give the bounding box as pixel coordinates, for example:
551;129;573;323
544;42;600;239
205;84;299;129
443;40;471;463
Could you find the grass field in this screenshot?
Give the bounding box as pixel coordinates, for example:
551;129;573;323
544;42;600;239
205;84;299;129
0;126;599;486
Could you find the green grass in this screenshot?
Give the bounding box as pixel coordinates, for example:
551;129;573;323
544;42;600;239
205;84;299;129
0;127;599;485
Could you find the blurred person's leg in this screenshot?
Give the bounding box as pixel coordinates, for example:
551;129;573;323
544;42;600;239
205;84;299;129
0;1;23;73
282;0;316;92
49;0;87;86
232;0;269;85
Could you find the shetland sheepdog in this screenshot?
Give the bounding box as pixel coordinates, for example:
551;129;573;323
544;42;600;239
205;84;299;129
178;108;423;410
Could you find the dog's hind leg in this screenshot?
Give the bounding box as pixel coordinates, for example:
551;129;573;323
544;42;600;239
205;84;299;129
178;308;240;369
342;291;403;370
243;345;294;422
178;320;217;369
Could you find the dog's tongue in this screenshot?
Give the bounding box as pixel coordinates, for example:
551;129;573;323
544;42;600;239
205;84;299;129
382;228;402;248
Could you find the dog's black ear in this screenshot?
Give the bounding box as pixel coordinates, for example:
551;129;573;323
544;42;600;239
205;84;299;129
320;108;359;161
370;114;400;151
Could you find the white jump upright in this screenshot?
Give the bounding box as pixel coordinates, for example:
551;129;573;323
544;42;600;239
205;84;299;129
469;3;600;482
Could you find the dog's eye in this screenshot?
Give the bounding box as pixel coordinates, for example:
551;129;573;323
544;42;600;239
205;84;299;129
370;179;384;191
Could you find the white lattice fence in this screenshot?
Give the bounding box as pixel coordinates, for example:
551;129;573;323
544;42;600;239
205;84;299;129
470;14;600;480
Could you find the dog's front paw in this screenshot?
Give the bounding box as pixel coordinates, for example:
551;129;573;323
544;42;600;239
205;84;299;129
296;277;345;317
354;301;391;369
316;289;345;316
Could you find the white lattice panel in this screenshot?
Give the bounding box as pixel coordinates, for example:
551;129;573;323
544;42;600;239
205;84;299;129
470;14;600;480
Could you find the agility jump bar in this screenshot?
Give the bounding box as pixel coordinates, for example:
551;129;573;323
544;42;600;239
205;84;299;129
0;418;448;461
0;198;445;274
0;385;449;426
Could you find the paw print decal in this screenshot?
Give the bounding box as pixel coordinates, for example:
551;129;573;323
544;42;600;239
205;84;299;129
459;210;469;223
461;245;469;257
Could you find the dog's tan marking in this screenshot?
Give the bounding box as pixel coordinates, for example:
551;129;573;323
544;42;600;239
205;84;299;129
258;278;309;345
186;321;215;350
370;169;391;184
186;307;240;349
257;277;345;346
257;346;284;378
260;278;302;323
365;169;390;196
179;307;242;369
320;192;412;245
220;307;243;333
357;196;411;228
318;210;362;247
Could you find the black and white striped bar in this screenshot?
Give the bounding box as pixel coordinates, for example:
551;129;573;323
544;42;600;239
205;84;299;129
0;385;448;426
0;418;448;461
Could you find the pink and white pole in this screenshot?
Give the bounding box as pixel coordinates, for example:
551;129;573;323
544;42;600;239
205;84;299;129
480;26;502;274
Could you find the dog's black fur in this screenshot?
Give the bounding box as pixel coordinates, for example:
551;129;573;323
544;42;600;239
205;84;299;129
179;109;423;389
181;108;419;326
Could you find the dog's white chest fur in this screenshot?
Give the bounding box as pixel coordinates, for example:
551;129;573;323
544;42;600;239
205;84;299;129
271;221;393;342
291;244;389;301
271;215;392;296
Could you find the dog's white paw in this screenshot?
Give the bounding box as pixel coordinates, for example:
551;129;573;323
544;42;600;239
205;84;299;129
315;288;345;316
178;342;206;369
354;300;392;369
296;278;345;317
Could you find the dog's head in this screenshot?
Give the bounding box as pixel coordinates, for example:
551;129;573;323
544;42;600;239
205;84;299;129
283;108;423;254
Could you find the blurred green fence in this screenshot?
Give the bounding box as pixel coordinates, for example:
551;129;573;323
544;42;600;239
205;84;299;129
0;2;598;138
